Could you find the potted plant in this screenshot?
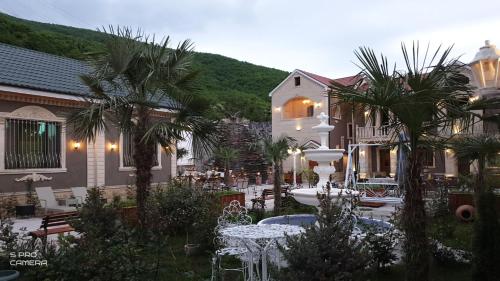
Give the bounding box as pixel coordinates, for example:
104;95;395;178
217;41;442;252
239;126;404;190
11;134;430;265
215;190;245;207
14;173;52;217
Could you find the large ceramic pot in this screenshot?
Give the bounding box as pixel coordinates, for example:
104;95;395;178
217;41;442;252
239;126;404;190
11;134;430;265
15;204;35;217
0;270;20;281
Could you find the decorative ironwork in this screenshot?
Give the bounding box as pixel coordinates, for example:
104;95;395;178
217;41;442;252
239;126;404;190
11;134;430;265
122;133;158;167
5;119;61;169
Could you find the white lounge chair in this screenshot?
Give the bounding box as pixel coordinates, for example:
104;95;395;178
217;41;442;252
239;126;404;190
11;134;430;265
35;187;77;214
71;187;88;205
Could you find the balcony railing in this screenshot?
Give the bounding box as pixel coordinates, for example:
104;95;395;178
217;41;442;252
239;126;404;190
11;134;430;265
356;125;393;141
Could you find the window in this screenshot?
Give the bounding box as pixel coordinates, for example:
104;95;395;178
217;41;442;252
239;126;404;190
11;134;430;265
5;119;61;169
294;77;301;86
282;97;314;119
422;149;434;167
330;104;341;119
347;123;353;139
121;132;159;168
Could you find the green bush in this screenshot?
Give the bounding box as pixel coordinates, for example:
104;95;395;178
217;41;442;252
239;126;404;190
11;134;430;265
279;188;370;281
146;185;219;250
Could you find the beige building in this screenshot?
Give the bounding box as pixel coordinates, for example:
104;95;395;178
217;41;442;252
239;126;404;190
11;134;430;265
269;69;357;179
353;41;500;181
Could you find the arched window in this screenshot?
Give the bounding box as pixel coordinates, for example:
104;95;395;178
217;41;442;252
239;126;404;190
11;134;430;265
282;97;314;119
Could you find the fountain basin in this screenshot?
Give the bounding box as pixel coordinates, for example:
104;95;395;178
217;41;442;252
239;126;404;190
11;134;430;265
290;187;360;207
302;148;345;162
257;214;392;234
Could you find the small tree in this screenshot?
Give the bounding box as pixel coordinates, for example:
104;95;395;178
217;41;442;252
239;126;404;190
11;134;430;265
330;43;473;281
280;183;370;281
449;135;500;281
214;147;239;186
69;27;217;228
255;135;295;214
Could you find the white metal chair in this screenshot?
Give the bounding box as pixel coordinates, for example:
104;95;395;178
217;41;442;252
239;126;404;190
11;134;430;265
70;187;88;206
212;200;254;281
35;187;77;214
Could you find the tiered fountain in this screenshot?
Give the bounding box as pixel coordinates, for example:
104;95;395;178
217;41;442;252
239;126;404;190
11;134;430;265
291;112;359;206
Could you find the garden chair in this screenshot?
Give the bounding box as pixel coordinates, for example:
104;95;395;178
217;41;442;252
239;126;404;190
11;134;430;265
71;187;88;206
35;187;77;214
211;200;254;281
236;178;249;194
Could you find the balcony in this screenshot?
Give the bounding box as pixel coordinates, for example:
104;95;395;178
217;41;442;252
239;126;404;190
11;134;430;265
356;125;393;142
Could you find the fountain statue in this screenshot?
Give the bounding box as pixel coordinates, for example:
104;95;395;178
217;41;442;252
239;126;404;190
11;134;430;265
291;112;359;206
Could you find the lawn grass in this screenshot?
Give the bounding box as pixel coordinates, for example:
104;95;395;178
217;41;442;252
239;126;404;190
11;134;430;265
428;215;473;251
368;262;472;281
159;235;212;280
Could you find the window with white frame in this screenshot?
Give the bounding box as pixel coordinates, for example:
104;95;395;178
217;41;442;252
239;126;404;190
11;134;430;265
0;106;66;173
5;119;62;169
120;132;160;169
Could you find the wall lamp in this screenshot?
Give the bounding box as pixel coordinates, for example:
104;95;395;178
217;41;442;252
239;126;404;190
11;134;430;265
73;141;81;150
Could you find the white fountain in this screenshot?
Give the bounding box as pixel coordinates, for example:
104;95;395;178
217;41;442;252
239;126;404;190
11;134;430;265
291;112;359;206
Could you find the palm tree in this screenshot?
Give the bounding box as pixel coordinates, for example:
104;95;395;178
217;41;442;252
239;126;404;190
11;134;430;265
449;135;500;281
256;135;296;214
69;27;217;227
330;43;472;281
214;147;239;186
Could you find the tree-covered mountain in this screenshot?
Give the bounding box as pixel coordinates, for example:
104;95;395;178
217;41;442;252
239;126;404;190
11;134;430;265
0;12;288;121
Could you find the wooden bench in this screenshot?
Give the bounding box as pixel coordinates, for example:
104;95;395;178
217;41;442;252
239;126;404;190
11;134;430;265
358;201;386;208
251;187;289;209
29;211;79;238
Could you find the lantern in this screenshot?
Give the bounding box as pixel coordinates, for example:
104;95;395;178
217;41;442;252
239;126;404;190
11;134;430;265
470;40;500;89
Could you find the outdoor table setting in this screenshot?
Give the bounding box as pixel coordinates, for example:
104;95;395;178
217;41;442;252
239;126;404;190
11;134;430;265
219;224;304;281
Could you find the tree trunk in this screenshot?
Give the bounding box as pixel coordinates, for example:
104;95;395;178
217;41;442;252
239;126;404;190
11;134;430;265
224;161;230;187
402;139;429;281
472;156;500;281
134;108;155;228
273;162;282;215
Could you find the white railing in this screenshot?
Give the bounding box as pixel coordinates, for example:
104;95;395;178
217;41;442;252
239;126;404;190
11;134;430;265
356;125;393;141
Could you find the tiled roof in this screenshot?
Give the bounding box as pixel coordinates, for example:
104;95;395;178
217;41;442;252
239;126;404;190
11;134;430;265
299;69;360;86
0;43;175;108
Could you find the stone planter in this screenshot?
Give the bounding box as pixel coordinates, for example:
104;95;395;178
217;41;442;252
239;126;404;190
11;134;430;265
219;192;245;207
120;206;138;226
15;204;35;218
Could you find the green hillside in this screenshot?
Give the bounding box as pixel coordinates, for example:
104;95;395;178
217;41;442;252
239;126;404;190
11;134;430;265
0;12;288;121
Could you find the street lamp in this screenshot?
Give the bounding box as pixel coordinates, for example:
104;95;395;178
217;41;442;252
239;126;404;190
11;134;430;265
470;41;500;134
470;40;500;91
288;147;301;187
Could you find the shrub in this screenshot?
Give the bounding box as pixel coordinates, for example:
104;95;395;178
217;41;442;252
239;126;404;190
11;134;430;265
146;185;219;250
363;228;398;271
472;190;500;281
279;187;370;281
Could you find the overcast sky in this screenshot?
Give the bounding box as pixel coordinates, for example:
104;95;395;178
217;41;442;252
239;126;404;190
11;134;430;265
1;0;499;78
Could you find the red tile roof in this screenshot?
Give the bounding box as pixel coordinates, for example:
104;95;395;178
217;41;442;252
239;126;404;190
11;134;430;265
299;69;360;86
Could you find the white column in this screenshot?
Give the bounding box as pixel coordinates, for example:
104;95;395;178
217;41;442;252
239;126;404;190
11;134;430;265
359;146;369;179
390;148;397;177
0;118;5;171
87;130;105;187
444;149;458;177
170;143;177;178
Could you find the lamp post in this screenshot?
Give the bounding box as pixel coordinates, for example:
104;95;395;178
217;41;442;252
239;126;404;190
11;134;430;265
470;40;500;92
288;148;301;187
470;40;500;134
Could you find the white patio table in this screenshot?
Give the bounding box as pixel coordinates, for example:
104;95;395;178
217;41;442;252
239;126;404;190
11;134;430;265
219;224;304;281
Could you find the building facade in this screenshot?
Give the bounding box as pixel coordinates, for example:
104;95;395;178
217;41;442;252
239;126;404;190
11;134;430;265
269;69;357;179
0;43;175;200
